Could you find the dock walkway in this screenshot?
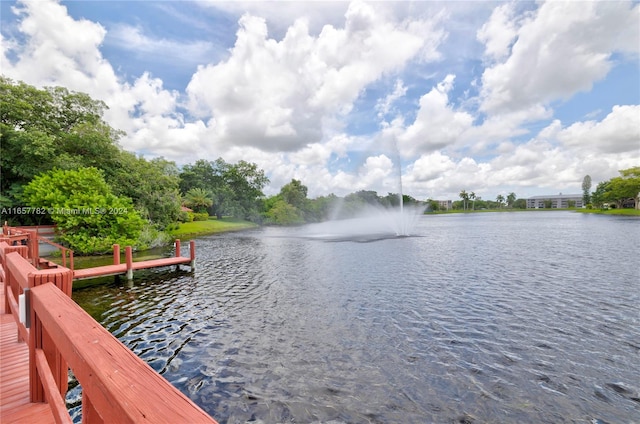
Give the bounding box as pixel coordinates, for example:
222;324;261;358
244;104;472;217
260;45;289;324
0;283;56;424
73;240;196;281
0;226;216;423
73;256;192;280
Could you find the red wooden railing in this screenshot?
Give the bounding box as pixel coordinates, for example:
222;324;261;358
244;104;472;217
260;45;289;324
1;238;217;423
1;224;74;270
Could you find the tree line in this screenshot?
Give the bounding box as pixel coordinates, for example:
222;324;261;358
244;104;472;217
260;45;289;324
444;190;524;211
3;78;636;253
588;168;640;209
0;78;414;253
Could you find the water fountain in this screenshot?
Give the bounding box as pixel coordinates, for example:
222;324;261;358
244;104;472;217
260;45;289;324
301;147;425;242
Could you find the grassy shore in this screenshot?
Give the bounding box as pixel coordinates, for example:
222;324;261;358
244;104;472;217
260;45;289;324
575;208;640;216
169;217;258;239
428;208;640;216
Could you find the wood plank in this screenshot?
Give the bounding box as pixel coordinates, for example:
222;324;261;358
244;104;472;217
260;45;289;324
31;283;217;423
130;257;191;270
0;280;56;424
73;264;127;279
73;256;191;280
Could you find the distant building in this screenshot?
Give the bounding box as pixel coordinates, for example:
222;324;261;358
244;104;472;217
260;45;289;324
436;200;452;210
526;194;583;209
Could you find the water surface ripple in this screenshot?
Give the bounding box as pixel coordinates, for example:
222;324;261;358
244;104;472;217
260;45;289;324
72;212;640;423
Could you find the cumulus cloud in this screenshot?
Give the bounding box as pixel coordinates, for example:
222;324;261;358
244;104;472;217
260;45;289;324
398;74;474;156
1;0;205;162
1;0;637;201
479;1;640;114
185;1;444;152
476;2;520;62
556;105;640;154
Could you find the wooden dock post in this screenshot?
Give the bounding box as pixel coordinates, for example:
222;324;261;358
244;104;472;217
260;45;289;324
190;240;196;271
125;246;133;281
113;244;120;265
175;239;181;257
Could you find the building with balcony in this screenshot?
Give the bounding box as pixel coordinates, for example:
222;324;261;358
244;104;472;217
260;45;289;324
526;194;583;209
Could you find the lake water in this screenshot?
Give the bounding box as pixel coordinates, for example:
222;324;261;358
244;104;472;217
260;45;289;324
71;212;640;423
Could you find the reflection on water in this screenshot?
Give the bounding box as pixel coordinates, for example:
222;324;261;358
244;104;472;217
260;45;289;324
71;212;640;423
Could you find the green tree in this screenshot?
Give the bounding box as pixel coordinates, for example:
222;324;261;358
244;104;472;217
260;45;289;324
595;167;640;208
459;190;469;210
179;158;268;221
184;188;213;213
506;192;517;208
496;194;505;208
582;175;592;206
220;160;269;221
263;199;305;225
513;198;527;209
280;179;308;210
108;154;182;228
470;192;476;210
22;167;145;254
1;77;122;205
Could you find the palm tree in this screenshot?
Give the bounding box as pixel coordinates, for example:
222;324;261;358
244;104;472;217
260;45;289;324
506;192;516;208
459;190;469;210
470;192;476;210
184;188;213;213
496;194;505;209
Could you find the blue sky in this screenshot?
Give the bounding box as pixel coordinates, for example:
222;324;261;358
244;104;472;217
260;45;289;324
1;0;639;200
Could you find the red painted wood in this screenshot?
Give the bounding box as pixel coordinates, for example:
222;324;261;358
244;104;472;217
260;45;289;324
113;244;120;265
30;283;217;423
125;246;133;269
73;264;128;280
82;391;103;424
175;239;181;257
1;288;56;424
130;257;191;270
73;256;192;280
35;349;72;424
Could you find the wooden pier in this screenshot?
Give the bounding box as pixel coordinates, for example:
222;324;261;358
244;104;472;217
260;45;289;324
0;226;217;423
73;240;196;281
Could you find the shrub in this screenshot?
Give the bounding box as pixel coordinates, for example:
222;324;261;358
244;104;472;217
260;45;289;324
192;212;210;221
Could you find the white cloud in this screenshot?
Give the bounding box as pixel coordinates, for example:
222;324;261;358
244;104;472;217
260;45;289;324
476;2;519;62
186;1;444;152
376;79;407;119
479;0;640;114
1;0;637;202
398;74;475;156
557;105;640;154
108;24;218;66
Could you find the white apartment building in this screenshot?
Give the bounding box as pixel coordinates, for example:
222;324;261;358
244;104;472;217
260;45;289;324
526;194;583;209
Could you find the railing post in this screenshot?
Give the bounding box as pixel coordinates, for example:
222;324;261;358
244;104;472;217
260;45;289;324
29;230;39;268
190;240;196;271
113;244;120;265
175;239;181;257
125;246;133;281
29;287;45;403
82;391;104;424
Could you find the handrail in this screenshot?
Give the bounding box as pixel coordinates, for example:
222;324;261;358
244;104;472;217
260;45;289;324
30;283;218;424
36;235;74;271
2;225;74;270
35;349;73;424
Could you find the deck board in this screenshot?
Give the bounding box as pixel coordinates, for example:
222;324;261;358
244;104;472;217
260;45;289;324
73;256;192;280
1;284;56;424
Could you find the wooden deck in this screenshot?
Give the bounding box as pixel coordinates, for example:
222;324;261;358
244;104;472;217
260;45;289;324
0;283;56;424
0;228;215;423
73;256;192;280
